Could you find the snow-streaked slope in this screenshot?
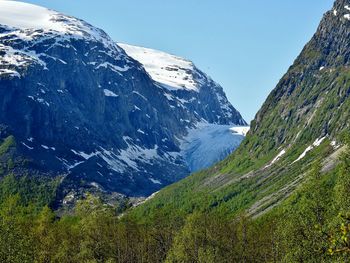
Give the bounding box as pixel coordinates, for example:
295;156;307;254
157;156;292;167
119;43;200;91
180;123;249;172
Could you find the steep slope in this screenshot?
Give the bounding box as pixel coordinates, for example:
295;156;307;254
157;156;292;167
119;44;246;126
132;0;349;220
0;1;246;206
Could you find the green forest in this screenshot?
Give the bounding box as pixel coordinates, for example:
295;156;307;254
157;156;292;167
0;136;348;263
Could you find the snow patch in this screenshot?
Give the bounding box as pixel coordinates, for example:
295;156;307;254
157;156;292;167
21;142;33;150
150;178;162;185
313;136;327;147
265;149;286;168
71;149;96;160
0;1;129;78
137;129;145;134
67;161;84;170
96;62;130;73
103;89;118;97
0;68;20;78
293;136;327;164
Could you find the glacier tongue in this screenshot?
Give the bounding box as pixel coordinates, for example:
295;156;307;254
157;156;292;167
180;123;249;172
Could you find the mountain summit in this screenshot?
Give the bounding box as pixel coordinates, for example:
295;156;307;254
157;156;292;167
0;1;246;206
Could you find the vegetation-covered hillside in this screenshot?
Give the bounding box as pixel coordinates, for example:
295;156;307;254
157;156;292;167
130;0;350;222
0;136;347;262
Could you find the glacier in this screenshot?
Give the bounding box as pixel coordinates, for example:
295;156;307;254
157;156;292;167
180;123;249;172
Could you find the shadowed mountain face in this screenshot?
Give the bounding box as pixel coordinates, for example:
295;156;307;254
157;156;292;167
132;0;350;219
0;1;246;205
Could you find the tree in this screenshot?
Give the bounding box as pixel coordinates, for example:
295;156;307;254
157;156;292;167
0;195;34;263
74;194;117;262
166;211;239;263
32;206;56;262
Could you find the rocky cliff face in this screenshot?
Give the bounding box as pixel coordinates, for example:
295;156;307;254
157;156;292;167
0;1;246;205
250;0;350;157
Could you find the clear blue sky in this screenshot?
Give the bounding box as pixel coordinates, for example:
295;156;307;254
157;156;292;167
24;0;334;122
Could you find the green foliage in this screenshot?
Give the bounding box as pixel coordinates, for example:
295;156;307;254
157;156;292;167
0;135;15;156
0;135;340;263
275;161;332;261
0;146;347;262
166;211;234;263
0;195;35;263
0;174;59;209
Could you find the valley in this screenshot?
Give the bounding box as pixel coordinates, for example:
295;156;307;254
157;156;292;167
0;0;349;262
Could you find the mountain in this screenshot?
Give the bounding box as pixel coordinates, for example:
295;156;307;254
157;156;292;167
119;44;246;127
132;0;350;219
119;44;248;172
0;1;246;206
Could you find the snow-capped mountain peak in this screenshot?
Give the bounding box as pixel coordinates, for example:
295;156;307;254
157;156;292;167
119;43;200;91
0;1;68;32
0;1;121;52
120;43;247;126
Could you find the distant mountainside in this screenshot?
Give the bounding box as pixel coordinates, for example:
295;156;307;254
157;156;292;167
0;1;246;207
132;0;350;219
119;44;246;126
119;44;248;172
